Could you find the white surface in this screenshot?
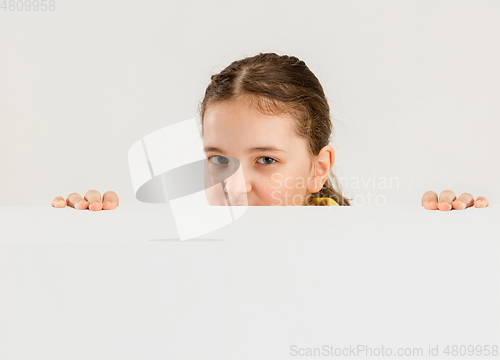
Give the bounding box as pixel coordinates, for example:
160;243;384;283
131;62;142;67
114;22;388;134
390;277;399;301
1;0;500;206
0;205;499;359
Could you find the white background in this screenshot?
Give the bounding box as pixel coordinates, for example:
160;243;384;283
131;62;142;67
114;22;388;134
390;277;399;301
1;0;499;206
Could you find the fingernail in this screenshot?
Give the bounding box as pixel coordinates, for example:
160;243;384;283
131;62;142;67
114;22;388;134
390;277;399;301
89;202;95;210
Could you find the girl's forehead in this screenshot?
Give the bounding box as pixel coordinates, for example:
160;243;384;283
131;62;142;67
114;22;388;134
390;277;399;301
204;100;297;141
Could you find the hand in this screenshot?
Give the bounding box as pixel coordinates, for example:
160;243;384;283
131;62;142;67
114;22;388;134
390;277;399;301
51;190;119;211
422;190;488;211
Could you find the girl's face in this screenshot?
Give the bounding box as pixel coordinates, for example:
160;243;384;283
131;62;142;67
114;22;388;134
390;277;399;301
203;97;334;206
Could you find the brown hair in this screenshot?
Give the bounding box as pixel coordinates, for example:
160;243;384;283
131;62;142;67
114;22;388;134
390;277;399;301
197;52;351;206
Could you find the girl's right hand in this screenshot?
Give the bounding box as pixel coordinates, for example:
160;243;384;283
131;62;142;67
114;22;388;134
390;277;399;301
51;190;119;211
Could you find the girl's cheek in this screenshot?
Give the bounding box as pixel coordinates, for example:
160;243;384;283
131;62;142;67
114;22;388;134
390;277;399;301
262;173;284;191
261;173;299;205
251;174;279;205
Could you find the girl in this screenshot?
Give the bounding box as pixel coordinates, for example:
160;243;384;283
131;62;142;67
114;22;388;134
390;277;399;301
52;52;489;210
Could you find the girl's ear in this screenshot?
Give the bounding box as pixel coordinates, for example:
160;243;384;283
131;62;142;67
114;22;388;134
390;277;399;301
307;145;335;193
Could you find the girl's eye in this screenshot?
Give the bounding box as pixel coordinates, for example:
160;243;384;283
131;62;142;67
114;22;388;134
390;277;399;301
209;155;276;166
256;156;277;165
209;155;229;165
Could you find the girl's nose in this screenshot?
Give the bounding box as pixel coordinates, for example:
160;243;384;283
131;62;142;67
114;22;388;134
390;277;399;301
223;166;249;204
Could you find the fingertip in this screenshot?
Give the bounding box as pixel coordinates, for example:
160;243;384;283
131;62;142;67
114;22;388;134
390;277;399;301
52;197;67;208
475;199;488;208
75;200;89;210
425;201;438;210
89;202;103;211
102;201;116;210
452;200;466;210
475;197;489;208
438;202;451;211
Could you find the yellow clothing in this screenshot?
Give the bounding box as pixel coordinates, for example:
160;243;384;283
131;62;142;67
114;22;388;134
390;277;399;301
310;197;339;206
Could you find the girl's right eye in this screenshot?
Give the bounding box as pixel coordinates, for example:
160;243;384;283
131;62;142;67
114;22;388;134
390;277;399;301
208;155;229;165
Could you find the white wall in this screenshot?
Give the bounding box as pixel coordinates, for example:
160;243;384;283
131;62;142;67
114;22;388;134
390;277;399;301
1;0;499;206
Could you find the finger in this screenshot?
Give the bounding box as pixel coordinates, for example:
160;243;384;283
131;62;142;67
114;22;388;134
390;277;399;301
451;193;474;210
474;196;489;208
422;190;438;210
84;190;103;211
102;191;119;210
438;190;456;211
51;196;67;208
67;193;89;210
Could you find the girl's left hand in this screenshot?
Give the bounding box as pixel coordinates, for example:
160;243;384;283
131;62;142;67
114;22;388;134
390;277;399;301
422;190;489;211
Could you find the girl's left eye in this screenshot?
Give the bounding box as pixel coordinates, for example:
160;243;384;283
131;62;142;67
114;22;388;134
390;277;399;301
256;157;277;165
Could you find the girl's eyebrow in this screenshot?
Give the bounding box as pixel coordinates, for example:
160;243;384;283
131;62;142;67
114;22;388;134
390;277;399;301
204;146;285;154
